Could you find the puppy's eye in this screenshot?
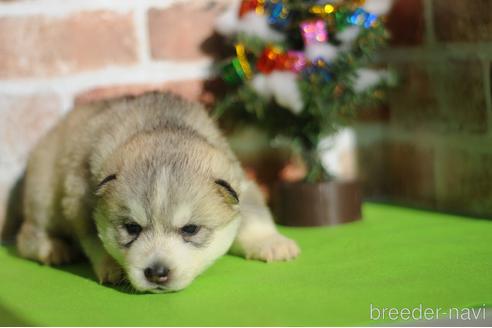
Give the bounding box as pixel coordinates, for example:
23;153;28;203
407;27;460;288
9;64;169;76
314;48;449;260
180;224;200;236
124;223;142;236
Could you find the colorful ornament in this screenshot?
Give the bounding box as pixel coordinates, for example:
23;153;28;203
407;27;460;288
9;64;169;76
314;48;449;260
214;0;393;185
239;0;265;17
333;7;354;30
235;43;253;79
300;20;329;46
285;51;307;73
222;58;247;85
347;8;378;29
302;58;333;83
257;46;283;74
274;51;307;72
256;47;307;74
266;0;291;29
216;7;390;120
309;3;336;18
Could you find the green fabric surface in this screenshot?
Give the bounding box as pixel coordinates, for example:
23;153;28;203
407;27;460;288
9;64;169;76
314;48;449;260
0;203;491;326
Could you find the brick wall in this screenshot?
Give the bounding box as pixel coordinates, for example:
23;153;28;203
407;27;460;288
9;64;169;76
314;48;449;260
0;0;228;238
1;0;490;238
357;0;492;218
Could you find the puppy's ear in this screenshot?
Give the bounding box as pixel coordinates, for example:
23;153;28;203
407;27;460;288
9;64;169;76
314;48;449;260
214;179;239;205
95;174;117;196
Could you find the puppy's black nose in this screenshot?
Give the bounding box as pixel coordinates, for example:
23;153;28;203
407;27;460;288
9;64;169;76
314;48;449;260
144;264;170;284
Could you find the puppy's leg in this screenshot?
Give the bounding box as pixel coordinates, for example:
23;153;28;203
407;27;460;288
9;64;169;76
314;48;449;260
232;180;300;262
78;235;124;284
63;173;124;285
17;222;78;265
18;143;79;265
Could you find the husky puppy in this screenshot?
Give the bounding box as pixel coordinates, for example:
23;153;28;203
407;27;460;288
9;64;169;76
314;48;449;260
17;92;299;292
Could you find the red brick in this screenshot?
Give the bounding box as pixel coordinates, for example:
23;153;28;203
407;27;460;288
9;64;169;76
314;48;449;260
0;11;137;78
75;80;206;106
148;1;227;61
433;0;492;42
434;59;487;134
356;140;386;197
165;80;206;103
383;141;436;207
388;62;440;130
436;148;492;217
389;60;487;134
386;0;425;45
76;84;166;105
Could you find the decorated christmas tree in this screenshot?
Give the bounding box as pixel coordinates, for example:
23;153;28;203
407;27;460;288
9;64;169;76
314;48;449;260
214;0;395;183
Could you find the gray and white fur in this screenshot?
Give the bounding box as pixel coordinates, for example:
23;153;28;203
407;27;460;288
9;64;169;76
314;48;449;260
17;92;299;292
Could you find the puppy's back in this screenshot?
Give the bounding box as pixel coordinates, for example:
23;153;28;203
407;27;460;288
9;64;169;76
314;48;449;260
85;93;235;175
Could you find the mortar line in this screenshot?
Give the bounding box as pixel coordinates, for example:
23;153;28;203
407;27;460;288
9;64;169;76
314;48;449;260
482;60;492;136
356;123;492;153
0;0;179;17
379;44;492;64
134;3;152;65
423;0;436;46
0;60;212;98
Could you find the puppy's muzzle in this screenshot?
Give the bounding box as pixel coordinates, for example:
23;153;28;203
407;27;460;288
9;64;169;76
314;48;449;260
144;263;170;285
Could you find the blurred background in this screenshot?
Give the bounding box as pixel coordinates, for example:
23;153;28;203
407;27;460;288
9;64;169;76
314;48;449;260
0;0;491;238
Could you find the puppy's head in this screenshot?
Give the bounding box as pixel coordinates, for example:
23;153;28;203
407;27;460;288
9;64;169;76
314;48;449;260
93;155;241;292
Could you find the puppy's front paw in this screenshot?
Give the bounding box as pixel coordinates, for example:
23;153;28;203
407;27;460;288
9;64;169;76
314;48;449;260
94;255;124;285
17;223;79;265
38;238;78;266
244;233;300;262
